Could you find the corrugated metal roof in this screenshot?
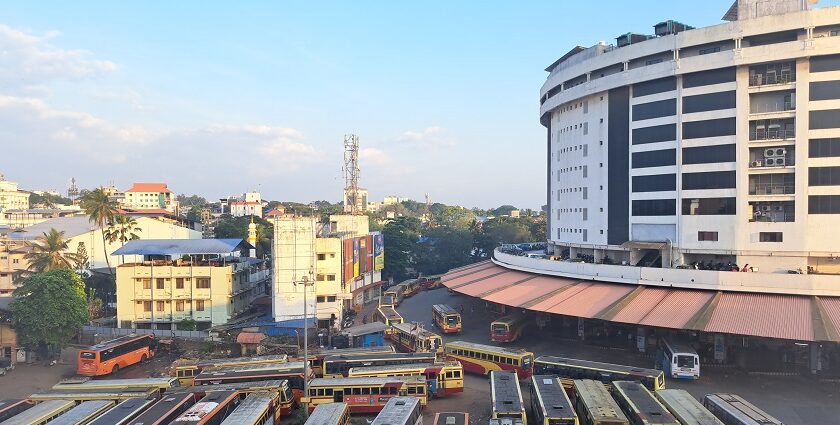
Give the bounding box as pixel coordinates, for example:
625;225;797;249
529;283;593;311
441;262;497;285
112;239;250;255
8;216;96;240
442;264;510;289
458;271;532;296
483;275;576;307
818;297;840;340
545;283;635;318
638;290;714;329
342;322;389;337
610;287;671;324
704;293;813;341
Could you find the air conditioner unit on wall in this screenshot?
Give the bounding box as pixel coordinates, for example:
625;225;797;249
765;157;777;166
775;148;786;157
752;160;763;167
775;158;786;166
765;149;776;157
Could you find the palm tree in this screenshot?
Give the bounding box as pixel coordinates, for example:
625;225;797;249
24;228;82;273
80;188;117;273
104;214;142;264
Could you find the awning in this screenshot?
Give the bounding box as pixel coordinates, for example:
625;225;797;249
442;262;840;342
342;322;389;337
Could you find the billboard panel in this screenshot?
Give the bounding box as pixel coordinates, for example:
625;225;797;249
365;235;374;273
353;238;360;278
374;232;385;271
343;238;354;284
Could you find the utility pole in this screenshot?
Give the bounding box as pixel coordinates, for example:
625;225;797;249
300;270;314;417
343;134;360;214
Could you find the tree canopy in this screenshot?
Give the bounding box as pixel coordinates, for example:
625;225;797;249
24;228;83;273
214;215;273;258
10;269;89;351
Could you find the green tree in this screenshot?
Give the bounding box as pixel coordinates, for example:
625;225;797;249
177;318;198;331
381;216;421;281
434;206;475;229
80;188;117;273
474;218;532;259
29;192;72;208
24;228;83;273
10;269;89;353
415;226;475;275
214;216;272;257
104;214;142;246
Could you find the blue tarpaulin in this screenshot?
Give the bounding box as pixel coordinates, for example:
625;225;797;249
112;239;252;256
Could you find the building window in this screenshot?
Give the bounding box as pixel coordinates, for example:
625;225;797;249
141;279;151;290
12;259;18;264
195;300;205;311
317;254;326;260
156;301;165;312
698;231;719;241
759;232;783;242
699;46;721;55
316;296;326;303
682;198;737;215
327;275;336;281
156;278;165;290
327;296;337;302
143;301;152;312
176;300;184;312
176;278;184;289
196;278;210;289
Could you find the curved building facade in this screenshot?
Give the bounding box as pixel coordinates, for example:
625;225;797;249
540;1;840;276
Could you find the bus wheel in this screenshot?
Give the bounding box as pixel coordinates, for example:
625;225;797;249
111;364;120;374
140;354;148;363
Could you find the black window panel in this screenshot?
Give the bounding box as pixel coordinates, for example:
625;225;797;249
809;166;840;186
632;174;676;192
811;54;840;73
632;124;676;145
810;109;840;130
683;171;736;190
810;81;840;101
683;67;736;88
759;232;783;242
633;77;676;97
682;91;736;113
632;149;676;168
631;199;676;216
632;98;676;121
608;87;631;245
681;197;736;215
682;118;736;139
809;195;840;214
682;144;736;165
809;138;840;158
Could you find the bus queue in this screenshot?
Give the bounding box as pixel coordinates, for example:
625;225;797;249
0;280;783;425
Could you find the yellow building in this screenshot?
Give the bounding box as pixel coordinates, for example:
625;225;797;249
0;297;17;365
114;239;265;330
0;239;30;295
122;182;178;213
0;176;29;212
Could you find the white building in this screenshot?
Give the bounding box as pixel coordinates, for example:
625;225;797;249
122;183;178;214
541;0;840;275
0;176;29;212
229;191;264;218
343;187;368;213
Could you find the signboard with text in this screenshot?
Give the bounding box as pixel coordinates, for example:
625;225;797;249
373;232;385;271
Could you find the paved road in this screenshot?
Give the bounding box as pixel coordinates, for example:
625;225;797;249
393;287;840;425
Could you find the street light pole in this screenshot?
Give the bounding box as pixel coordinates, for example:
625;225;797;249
301;274;313;417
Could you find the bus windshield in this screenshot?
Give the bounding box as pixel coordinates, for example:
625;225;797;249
446;316;458;326
492;324;507;334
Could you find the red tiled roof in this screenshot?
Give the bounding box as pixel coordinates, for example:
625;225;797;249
230;201;261;206
704;293;813;341
126;183;171;193
265;209;284;217
236;332;266;344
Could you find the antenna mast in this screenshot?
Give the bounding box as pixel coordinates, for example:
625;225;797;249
343;134;361;215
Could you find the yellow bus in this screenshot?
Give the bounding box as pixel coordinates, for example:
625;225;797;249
48;400;115;425
611;381;678;425
348;361;464;397
0;399;76;425
490;370;527;425
304;402;350;425
53;377;179;393
309;346;396;377
322;352;437;378
490;314;528;343
530;375;578;425
572;379;629;425
534;356;665;391
305;376;428;413
382;288;402;307
444;341;533;378
390;323;443;354
377;306;404;328
220;391;283;425
177;379;295;416
29;388;160;402
432;304;461;334
170;354;288;385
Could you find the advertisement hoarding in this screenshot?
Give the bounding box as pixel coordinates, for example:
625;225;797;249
373;232;385;271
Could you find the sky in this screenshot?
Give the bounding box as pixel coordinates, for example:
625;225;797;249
0;1;735;210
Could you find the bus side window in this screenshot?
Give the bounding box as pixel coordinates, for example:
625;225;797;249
326;389;333;396
455;370;461;378
371;387;380;395
317;389;325;396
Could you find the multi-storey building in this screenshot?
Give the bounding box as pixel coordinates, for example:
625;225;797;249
229;191;264;218
122;183;178;214
114;239;268;330
0;176;29;212
343;187;368;213
0;239;29;295
541;0;840;275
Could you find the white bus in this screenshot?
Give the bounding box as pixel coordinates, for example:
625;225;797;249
660;339;700;379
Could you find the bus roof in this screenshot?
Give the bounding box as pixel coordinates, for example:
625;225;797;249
703;393;782;425
531;376;576;420
197;354;288;368
371;397;420;425
174;380;288;395
491;371;524;413
312;345;396;357
219;391;274;425
536;355;662;377
655;389;723;425
48;400;115;425
572;380;628;424
392;322;442;339
54;377;177;390
310;376;426;387
612;381;678;425
88;398;156;425
446;341;532;357
173;391;239;423
305;403;348;425
349;361;459;375
126;393;197;425
84;334;151;352
323;352;435;363
491;315;526;325
433;412;469;425
0;399;75;425
198;361;305;376
30;388;159;402
377;306;402;319
432;304;458;315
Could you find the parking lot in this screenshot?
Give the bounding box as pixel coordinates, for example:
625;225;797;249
398;287;840;425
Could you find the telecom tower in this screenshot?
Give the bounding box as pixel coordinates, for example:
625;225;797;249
67;177;79;201
343;134;361;214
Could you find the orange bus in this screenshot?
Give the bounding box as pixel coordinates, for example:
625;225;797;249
490;314;528;343
78;335;156;376
432;304;461;333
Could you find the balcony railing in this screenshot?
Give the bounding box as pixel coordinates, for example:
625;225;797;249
748;184;795;195
749;129;794;140
750;102;794;114
749;74;794;86
750;214;795;223
749;159;794;168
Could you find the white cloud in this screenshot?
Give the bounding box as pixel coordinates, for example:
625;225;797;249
0;24;116;94
394;126;456;148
